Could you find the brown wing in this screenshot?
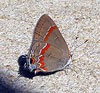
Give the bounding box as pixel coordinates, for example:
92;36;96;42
29;14;70;72
38;42;69;72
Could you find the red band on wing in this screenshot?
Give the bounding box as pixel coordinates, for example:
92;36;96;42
40;44;50;55
44;26;57;41
38;56;45;67
38;44;50;71
41;67;47;71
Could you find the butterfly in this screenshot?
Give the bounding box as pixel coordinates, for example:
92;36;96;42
24;14;71;74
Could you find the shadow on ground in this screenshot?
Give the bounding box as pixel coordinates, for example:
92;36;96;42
0;78;23;93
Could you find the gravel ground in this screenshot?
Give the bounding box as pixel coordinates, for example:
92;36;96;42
0;0;100;93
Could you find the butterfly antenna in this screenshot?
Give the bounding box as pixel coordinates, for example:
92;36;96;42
70;39;88;56
64;39;88;75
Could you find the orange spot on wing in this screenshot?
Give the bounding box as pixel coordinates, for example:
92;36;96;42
31;58;35;64
44;26;57;41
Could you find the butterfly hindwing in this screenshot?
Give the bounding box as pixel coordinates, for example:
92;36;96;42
40;42;68;72
29;14;70;72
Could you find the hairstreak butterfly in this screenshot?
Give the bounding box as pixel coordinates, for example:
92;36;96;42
24;14;71;74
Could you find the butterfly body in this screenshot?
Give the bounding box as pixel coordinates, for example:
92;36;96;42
24;14;71;74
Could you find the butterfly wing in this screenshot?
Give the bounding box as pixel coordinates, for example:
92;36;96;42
29;14;70;72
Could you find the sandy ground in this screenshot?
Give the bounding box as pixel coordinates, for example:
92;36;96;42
0;0;100;93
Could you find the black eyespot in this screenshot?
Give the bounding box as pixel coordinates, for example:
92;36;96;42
30;58;33;64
